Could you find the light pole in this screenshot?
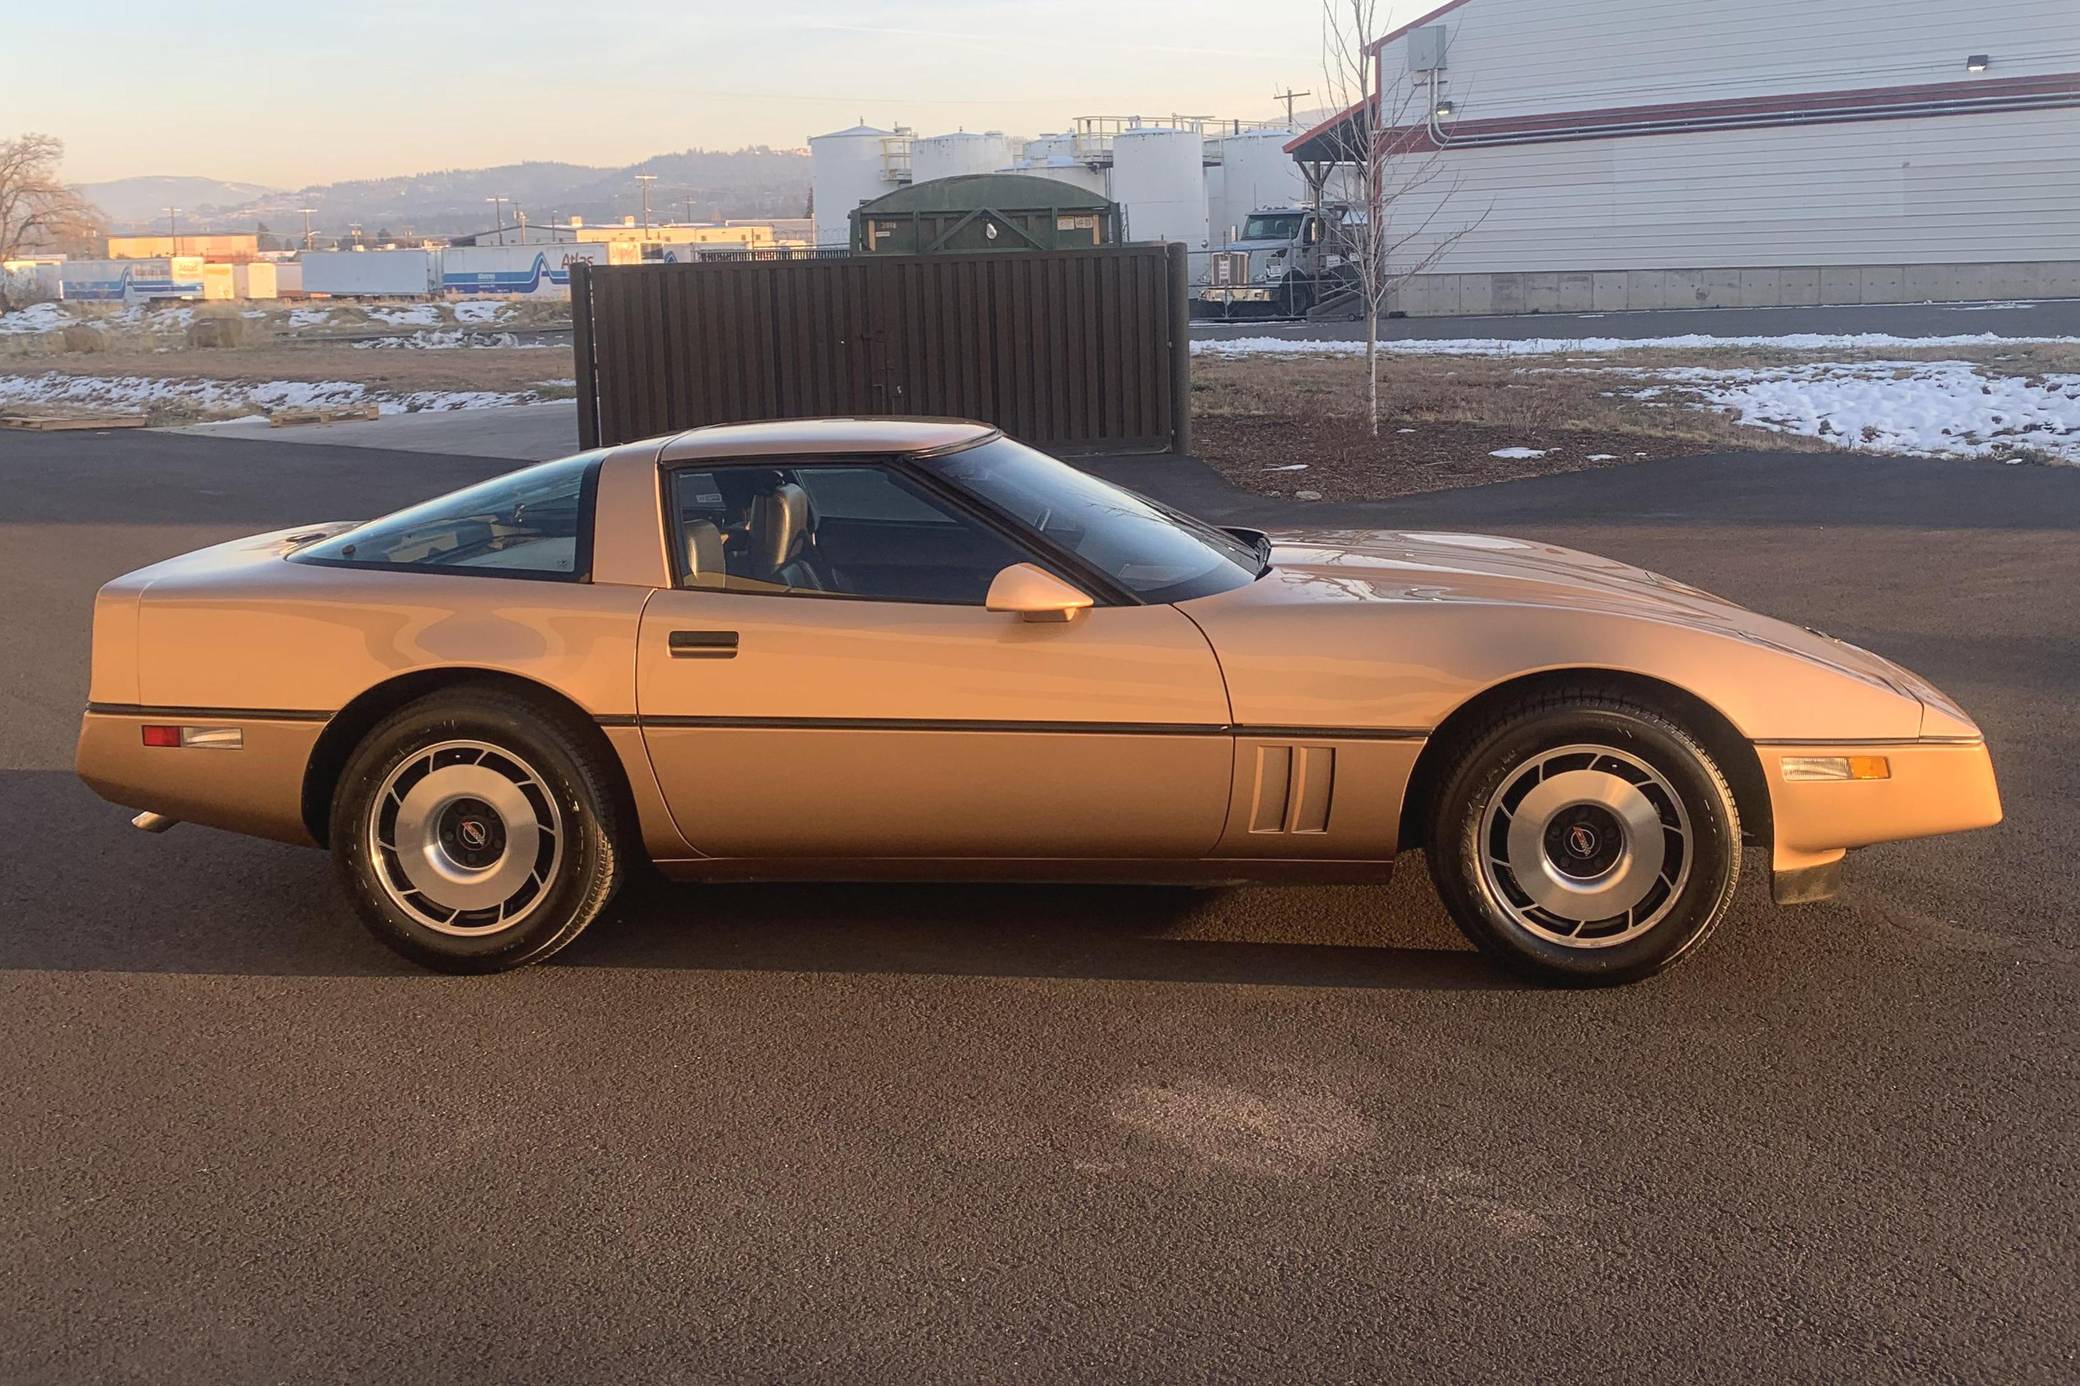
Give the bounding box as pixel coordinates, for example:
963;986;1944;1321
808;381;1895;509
300;206;316;250
163;206;181;255
634;174;657;236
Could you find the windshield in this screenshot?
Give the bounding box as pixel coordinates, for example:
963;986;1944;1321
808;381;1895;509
919;438;1260;603
1241;212;1304;241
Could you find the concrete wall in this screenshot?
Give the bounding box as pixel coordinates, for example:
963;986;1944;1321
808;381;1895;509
1387;260;2080;316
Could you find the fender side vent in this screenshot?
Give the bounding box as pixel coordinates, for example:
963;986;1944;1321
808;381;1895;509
1249;745;1335;834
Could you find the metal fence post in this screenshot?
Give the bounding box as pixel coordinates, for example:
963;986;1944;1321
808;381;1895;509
569;260;599;450
1167;241;1193;456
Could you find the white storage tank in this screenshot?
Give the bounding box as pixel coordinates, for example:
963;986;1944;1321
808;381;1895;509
810;122;907;248
1109;126;1209;249
1001;132;1109;197
1211;129;1307;247
911;131;1011;184
301;248;441;297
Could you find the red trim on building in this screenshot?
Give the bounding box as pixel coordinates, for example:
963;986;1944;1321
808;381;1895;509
1380;71;2080;151
1365;0;1479;56
1283;98;1369;156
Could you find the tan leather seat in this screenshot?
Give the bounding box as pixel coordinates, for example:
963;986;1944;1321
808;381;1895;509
681;519;724;589
746;482;823;589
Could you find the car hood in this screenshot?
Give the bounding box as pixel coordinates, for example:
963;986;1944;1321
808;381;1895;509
1264;527;1933;699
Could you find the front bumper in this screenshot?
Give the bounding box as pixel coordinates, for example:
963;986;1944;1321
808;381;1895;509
1759;737;2001;882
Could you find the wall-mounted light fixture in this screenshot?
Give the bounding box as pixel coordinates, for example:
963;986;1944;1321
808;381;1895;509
1434;100;1456;118
1966;54;1990;72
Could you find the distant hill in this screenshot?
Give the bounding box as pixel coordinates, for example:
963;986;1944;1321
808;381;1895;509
87;148;814;240
80;175;282;226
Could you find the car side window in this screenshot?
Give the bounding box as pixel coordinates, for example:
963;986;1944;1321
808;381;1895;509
293;451;602;580
668;462;1035;605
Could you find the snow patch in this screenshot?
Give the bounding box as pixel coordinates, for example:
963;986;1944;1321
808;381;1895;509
450;300;513;325
0;302;74;334
0;371;538;418
1489;446;1549;459
1634;359;2080;462
364;303;442;327
1191;330;2080;360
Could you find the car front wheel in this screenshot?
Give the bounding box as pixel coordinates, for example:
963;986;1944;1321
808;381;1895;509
330;687;625;973
1427;694;1742;986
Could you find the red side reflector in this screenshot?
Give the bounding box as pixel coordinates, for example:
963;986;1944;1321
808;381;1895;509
141;725;181;747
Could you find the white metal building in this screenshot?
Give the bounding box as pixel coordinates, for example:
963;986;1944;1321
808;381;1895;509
1290;0;2080;313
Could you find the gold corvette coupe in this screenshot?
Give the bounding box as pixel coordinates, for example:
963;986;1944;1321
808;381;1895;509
77;419;2000;984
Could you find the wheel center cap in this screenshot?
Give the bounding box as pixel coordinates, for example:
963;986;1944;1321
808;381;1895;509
1566;824;1599;859
459;818;489;850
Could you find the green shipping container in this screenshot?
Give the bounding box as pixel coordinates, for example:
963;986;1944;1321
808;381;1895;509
851;174;1122;256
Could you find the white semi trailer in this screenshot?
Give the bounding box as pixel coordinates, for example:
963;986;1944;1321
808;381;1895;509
301;249;442;297
438;242;633;298
58;257;206;304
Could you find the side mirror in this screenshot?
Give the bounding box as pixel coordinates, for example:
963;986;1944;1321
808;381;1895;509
986;563;1093;623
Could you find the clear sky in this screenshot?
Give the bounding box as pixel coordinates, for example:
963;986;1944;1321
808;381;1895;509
7;1;1406;187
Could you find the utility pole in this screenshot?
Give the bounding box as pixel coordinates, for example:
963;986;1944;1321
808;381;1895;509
300;206;316;250
1272;86;1312;125
485;195;506;240
163;206;181;255
634;173;657;236
682;195;695;226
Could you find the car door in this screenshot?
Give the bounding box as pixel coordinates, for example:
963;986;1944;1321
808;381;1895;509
636;458;1234;861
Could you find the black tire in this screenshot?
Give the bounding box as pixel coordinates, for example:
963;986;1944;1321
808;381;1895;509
1426;693;1740;986
330;686;626;973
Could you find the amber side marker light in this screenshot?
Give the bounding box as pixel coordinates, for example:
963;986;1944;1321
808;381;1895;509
141;725;244;750
1781;755;1890;782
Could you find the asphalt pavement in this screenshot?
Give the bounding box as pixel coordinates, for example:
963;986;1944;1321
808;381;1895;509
2;429;2075;1383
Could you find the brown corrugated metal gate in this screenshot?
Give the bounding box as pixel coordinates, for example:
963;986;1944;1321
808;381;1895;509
570;243;1191;455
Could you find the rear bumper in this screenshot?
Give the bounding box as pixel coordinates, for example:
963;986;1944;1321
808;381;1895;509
1759;738;2002;879
76;710;325;847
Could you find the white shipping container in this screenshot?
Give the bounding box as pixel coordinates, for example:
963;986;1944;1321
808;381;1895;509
272;261;304;295
439;243;620;298
301;248;442;297
232;261;278;299
58;257;205;303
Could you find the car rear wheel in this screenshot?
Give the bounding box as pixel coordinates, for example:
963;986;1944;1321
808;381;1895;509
330;688;625;973
1427;694;1741;986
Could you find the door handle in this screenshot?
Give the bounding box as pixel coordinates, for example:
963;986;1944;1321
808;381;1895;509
669;630;739;659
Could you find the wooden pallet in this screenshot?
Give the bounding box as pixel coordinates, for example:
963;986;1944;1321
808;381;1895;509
269;405;381;427
0;413;149;432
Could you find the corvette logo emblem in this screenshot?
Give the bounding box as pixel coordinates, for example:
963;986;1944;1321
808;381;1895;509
459;819;489;850
1567;825;1599;858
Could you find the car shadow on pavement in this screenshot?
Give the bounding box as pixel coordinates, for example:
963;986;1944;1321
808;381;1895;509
555;869;1511;991
3;771;1508;989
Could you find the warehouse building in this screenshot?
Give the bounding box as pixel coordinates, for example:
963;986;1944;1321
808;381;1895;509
108;232;260;262
1289;0;2080;314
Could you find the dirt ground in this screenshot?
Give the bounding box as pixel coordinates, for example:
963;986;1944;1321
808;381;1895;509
1190;343;2078;500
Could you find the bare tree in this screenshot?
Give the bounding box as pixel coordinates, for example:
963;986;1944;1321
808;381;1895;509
0;134;100;309
1318;1;1480;435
